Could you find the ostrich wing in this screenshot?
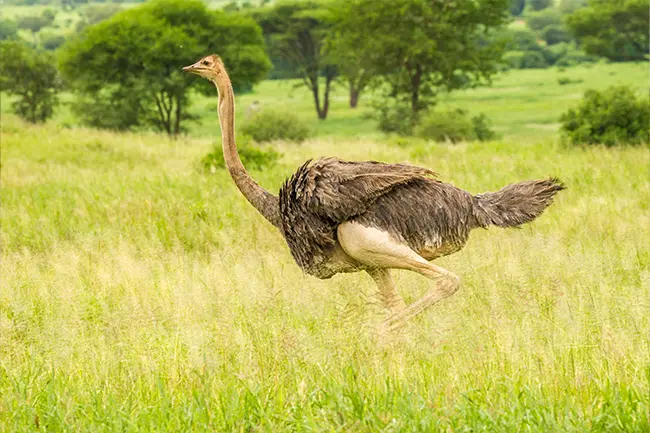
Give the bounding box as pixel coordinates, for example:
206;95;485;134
303;157;437;222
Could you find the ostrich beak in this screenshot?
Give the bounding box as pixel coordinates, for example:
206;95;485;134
182;61;202;74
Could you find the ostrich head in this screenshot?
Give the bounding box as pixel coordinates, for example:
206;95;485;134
182;54;226;81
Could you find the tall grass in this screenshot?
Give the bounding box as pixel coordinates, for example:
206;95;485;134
1;116;648;431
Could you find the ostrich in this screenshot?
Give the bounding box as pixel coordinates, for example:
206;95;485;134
183;55;564;332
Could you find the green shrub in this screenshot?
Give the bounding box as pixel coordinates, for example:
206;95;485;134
471;113;496;141
504;50;548;69
504;28;543;52
241;110;310;143
557;76;583;85
373;101;415;135
528;0;552;11
541;25;571;45
202;134;281;172
520;50;548;68
41;33;66;51
555;48;598;66
526;9;563;32
560;86;650;146
544;42;599;66
415;109;495;143
504;50;526;69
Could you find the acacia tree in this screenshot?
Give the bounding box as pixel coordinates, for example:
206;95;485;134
566;0;648;62
59;0;270;136
326;12;375;109
252;2;336;120
0;41;61;123
332;0;510;123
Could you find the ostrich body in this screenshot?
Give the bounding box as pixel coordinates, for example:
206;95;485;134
184;55;564;331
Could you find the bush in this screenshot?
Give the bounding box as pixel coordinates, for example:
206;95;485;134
560;86;650;146
504;28;543;52
505;50;548;69
415;109;495;143
543;42;599;66
541;25;571;45
557;76;584;85
471;113;496;141
40;32;66;50
202;134;281;172
374;101;415;136
504;50;526;69
241;110;311;143
526;9;562;32
554;47;599;67
528;0;552;11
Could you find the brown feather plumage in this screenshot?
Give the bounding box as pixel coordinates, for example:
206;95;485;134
279;157;564;278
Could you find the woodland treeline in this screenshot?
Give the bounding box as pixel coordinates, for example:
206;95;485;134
0;0;647;136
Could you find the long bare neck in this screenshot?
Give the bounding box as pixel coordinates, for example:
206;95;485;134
213;72;281;228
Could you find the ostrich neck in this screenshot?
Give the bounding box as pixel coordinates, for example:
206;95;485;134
214;75;281;229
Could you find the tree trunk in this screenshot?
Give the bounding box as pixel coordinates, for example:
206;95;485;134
320;76;332;120
310;78;324;120
349;81;360;108
173;94;182;137
409;64;423;122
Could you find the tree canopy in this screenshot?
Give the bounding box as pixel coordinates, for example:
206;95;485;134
566;0;648;61
0;19;19;41
252;1;337;120
59;0;271;135
332;0;511;120
0;41;61;123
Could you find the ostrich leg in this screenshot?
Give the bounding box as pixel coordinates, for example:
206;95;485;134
367;268;406;315
338;222;460;332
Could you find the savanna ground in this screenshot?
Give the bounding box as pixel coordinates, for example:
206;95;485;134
1;62;649;431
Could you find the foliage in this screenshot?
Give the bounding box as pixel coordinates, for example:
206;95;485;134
0;41;61;122
510;0;526;16
541;25;572;45
326;5;376;109
75;4;122;31
415;108;495;142
40;32;66;50
558;0;588;14
0;19;19;41
70;84;144;130
528;0;552;11
504;50;547;69
332;0;511;119
202;134;281;172
560;86;650;146
552;44;599;66
557;76;583;85
16;10;55;33
501;28;595;69
526;9;563;32
566;0;648;61
503;28;544;52
241;110;311;143
471;113;497;141
59;0;270;136
252;2;336;120
373;100;415;136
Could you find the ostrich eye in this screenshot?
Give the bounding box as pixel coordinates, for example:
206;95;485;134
202;60;209;66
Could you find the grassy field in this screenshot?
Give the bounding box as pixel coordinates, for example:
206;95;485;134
1;101;649;432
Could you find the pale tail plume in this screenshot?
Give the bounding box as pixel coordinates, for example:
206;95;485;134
472;178;565;228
